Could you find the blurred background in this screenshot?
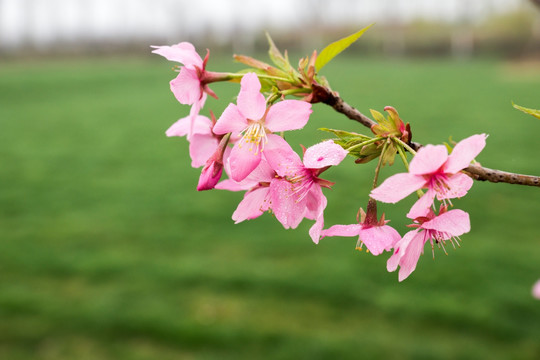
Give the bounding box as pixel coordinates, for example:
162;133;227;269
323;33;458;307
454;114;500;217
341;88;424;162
1;0;540;359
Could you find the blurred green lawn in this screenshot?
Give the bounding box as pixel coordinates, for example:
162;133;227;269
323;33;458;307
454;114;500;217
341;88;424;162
1;53;539;359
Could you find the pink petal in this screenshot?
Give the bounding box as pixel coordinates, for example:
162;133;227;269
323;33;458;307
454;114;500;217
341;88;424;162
215;179;249;192
407;189;436;219
532;280;540;300
213;103;248;135
309;213;325;244
321;224;362;238
360;225;401;255
229;142;262;182
232;187;270;223
166;115;212;138
170;67;202;105
307;187;328;244
248;158;275;183
189;134;219;168
444;134;487;174
185;94;207;139
409;145;448;176
370;173;427;203
437;172;473;200
387;229;418;272
216;158;275;191
422;209;470;237
303;140;348;169
151;42;203;67
237;73;266;121
265;100;312;132
263;134;303;177
397;230;427;282
270;178;307;229
387;251;401;273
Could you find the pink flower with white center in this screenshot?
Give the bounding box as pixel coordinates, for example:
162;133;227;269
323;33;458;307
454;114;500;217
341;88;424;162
151;42;218;107
370;134;487;218
213;72;312;182
165;114;219;168
532;280;540;300
216;159;277;223
264;136;348;243
388;206;470;282
321;202;401;256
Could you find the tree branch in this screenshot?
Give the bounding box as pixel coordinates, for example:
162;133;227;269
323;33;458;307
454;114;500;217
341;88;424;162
314;84;540;188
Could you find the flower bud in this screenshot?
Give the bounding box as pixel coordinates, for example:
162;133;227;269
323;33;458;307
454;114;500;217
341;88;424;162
197;159;223;191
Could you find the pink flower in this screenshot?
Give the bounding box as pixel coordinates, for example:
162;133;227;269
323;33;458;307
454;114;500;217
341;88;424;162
370;134;487;218
321;205;401;256
533;280;540;300
387;206;470;282
151;42;217;107
216;159;276;223
264;136;348;243
213;72;312;182
166;114;219;168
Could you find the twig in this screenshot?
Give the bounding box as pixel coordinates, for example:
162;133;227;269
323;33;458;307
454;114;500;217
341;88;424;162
463;165;540;187
314;84;540;188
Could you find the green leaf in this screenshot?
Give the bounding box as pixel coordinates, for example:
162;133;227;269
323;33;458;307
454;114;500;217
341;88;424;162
266;32;293;72
319;128;371;143
512;102;540;120
315;24;373;71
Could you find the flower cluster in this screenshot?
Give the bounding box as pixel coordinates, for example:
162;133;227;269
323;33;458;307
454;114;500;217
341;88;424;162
153;40;487;281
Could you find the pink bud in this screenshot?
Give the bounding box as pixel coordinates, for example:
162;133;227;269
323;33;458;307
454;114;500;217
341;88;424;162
197;160;223;191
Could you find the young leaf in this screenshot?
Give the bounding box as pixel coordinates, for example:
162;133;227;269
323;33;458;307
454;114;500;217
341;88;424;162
266;32;293;72
315;24;373;71
513;102;540;120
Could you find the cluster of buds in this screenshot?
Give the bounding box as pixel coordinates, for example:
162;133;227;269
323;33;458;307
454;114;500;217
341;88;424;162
152;31;488;281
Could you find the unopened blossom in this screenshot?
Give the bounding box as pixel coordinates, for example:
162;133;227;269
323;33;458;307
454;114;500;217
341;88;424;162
165;114;219;168
388;206;470;282
321;202;400;256
213;72;312;182
151;42;218;107
264;136;348;243
532;280;540;300
370;134;487;218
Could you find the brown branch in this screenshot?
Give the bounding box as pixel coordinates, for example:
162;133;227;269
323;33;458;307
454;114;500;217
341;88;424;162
463;165;540;187
312;83;376;129
313;84;540;188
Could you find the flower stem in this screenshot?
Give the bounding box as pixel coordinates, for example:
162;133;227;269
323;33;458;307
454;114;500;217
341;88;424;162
221;72;291;83
395;141;410;171
346;137;384;152
393;137;417;155
280;88;310;97
372;139;389;190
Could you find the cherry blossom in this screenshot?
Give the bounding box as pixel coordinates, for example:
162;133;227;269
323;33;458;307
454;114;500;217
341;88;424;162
370;134;487;218
264;136;348;243
321;205;400;256
213;72;312;182
387;206;470;282
151;42;217;107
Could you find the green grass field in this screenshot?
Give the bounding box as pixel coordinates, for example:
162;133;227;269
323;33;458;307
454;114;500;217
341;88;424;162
1;53;540;359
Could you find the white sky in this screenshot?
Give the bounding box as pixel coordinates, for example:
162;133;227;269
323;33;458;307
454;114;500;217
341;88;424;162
0;0;530;50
